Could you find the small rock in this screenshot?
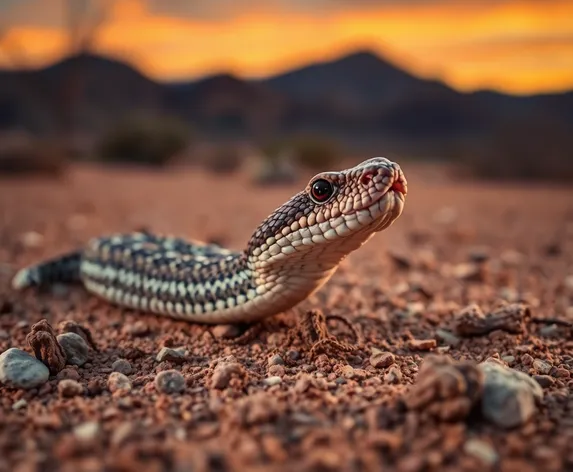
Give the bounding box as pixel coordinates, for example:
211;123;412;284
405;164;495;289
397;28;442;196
268;365;285;377
12;399;28;410
58;379;84;398
533;375;555;388
452;263;485;282
56;367;81;381
539;324;560;337
532;359;552;375
501;355;516;365
370;350;395;368
73;421;100;441
286;350;301;362
479;361;543;428
552;367;570;379
112;359;133;375
212;324;242;339
406;302;425;316
464;439;498;465
268;354;284;366
156;347;186;364
521;353;534;366
263;376;282;386
340;365;355;379
408;339;436;351
211;362;244;389
435;329;460;347
155;370;185;394
384;367;402;384
58;320;98;351
57;333;90;367
0;348;50;389
123;320;150;337
108;372;132;393
20;231;44;248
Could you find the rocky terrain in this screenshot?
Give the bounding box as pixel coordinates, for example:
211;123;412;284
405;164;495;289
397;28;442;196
0;162;572;472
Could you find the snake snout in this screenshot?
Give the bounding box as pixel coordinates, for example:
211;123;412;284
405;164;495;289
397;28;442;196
359;160;407;196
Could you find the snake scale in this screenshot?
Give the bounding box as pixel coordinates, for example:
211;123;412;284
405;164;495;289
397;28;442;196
12;157;407;324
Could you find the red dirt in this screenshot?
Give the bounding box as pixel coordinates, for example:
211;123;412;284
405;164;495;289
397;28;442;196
1;162;572;472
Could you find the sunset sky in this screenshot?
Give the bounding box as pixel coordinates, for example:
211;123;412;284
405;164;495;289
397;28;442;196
0;0;572;95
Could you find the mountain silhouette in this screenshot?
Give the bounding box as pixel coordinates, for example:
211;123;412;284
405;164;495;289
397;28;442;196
0;49;571;140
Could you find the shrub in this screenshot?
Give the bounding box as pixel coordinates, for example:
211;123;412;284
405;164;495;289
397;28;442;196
252;149;298;186
263;135;343;171
96;114;191;167
202;143;244;174
0;131;69;177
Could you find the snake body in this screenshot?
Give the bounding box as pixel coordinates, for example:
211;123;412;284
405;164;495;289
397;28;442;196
12;157;407;324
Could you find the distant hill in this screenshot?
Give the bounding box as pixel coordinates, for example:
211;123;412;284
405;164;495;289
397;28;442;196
0;49;572;143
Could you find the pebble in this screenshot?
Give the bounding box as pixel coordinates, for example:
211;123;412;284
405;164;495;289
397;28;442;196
211;362;243;389
0;348;50;389
56;367;81;381
464;439;498;465
156;347;186;364
58;379;84;398
501;355;516;365
263;376;282;386
341;365;355;379
268;354;284;366
112;359;133;375
552;367;570;379
212;324;242;339
435;329;460;347
384;367;403;384
57;333;90;366
533;375;555;388
154;369;185;394
370;350;395;368
268;365;285;377
123;320;150;336
73;421;100;441
108;372;132;393
479;361;543;428
12;399;28;410
408;339;437;351
532;359;552;375
20;231;44;248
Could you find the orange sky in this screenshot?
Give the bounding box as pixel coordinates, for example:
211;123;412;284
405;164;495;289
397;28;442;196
1;0;572;95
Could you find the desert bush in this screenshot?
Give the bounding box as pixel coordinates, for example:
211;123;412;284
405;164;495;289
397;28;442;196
0;131;69;177
264;135;343;171
202;143;244;174
96;114;191;167
252;149;299;186
459;115;573;182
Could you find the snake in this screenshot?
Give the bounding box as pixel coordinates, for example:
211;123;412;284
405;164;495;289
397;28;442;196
11;157;407;324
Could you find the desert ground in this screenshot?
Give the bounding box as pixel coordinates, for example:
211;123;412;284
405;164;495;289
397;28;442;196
0;161;572;472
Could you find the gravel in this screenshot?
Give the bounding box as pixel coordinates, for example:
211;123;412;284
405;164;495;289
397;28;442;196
1;164;572;471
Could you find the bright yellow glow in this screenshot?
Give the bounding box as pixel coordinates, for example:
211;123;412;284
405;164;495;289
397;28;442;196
0;0;572;95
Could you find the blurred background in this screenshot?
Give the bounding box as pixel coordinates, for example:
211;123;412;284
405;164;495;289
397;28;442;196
0;0;572;183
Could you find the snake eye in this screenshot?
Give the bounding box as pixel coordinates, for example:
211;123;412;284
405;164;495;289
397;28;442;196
310;179;334;203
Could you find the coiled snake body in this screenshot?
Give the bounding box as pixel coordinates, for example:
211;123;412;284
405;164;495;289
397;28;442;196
12;158;407;324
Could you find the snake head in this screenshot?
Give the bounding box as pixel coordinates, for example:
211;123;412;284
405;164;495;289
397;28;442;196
247;157;407;264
